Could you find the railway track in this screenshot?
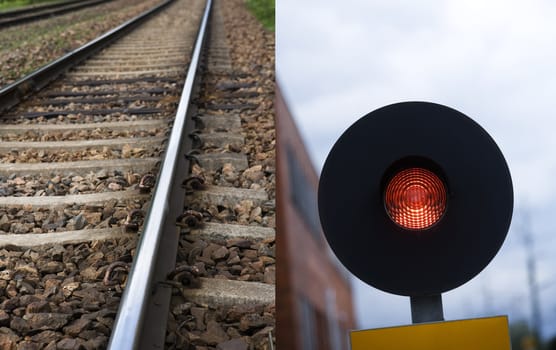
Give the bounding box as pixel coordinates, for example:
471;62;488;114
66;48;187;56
0;0;275;348
0;0;113;29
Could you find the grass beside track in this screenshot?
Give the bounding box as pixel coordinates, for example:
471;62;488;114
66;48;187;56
245;0;274;31
0;0;61;12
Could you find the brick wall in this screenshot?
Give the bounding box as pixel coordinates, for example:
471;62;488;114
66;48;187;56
276;85;356;350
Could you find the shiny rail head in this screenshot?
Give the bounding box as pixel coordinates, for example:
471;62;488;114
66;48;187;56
107;0;213;348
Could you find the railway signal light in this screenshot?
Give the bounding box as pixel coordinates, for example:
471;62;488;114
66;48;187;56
318;101;513;301
384;167;447;230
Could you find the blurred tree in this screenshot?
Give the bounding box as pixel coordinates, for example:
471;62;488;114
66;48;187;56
546;336;556;350
511;321;541;350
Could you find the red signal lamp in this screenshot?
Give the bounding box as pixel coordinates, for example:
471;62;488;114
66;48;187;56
384;167;447;230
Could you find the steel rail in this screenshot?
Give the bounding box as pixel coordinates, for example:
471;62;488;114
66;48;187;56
0;0;174;114
0;0;113;28
107;0;212;348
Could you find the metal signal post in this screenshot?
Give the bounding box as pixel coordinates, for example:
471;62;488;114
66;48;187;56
411;295;444;323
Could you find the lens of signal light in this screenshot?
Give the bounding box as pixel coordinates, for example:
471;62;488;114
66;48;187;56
384;167;447;230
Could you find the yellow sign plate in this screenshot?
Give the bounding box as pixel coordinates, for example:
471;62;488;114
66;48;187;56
351;316;510;350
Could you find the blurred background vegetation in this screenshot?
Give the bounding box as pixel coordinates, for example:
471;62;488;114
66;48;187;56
511;321;556;350
0;0;60;11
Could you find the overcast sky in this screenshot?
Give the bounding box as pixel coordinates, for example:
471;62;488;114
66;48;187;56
277;0;556;340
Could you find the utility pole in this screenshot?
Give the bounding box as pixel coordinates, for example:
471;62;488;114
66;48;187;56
521;210;542;339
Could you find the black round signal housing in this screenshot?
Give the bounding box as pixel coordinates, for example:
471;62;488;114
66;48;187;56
318;102;513;296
